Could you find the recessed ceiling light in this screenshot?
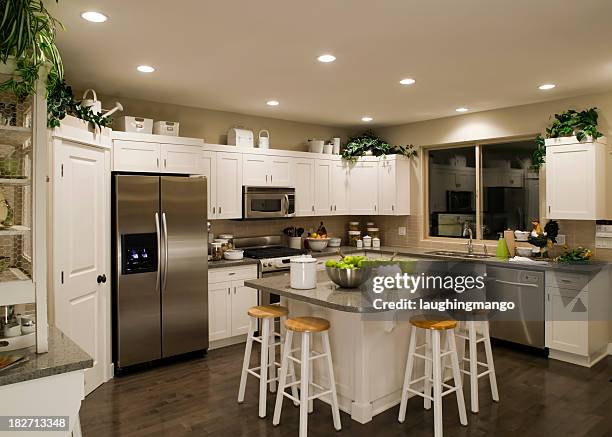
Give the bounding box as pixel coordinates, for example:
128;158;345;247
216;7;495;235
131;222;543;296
455;107;469;113
81;11;108;23
137;65;155;73
399;78;416;85
266;100;280;106
538;83;556;90
317;54;336;63
361;116;373;122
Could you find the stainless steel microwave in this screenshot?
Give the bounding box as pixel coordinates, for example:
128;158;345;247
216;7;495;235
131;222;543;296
242;186;295;219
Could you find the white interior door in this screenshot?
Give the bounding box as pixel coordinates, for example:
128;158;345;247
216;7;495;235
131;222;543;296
54;140;110;395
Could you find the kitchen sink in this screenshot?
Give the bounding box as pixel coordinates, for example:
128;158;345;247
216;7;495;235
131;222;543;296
426;250;494;259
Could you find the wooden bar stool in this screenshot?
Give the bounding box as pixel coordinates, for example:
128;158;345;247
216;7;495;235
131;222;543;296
238;304;298;418
398;315;468;437
454;312;499;413
273;316;341;437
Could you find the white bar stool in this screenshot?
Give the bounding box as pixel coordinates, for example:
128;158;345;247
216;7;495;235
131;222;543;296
454;312;499;413
273;316;341;437
237;304;298;418
398;315;468;437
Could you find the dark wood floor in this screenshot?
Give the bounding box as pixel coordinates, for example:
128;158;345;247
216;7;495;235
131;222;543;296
81;343;611;437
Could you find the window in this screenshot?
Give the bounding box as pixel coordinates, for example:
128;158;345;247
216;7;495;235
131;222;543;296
427;140;539;240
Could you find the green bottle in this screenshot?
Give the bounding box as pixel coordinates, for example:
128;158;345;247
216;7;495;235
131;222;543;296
496;233;510;259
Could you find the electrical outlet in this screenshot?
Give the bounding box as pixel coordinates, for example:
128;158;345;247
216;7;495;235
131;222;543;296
556;234;566;245
398;227;407;236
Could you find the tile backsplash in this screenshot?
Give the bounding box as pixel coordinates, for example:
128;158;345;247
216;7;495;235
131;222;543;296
210;215;612;261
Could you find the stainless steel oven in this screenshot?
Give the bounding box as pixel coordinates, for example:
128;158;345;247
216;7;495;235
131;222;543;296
242;186;295;219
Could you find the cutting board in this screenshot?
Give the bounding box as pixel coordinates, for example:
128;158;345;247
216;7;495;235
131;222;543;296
504;230;516;257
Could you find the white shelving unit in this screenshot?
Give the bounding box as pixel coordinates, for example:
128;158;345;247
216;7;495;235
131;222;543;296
0;61;48;353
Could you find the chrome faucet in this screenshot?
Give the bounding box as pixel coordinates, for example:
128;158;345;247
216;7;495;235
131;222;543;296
463;222;474;254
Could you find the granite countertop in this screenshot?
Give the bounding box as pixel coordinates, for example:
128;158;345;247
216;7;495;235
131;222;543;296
0;326;93;387
309;245;609;274
245;270;423;313
209;257;259;269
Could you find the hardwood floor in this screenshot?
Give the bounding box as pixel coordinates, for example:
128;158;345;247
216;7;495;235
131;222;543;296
81;344;611;437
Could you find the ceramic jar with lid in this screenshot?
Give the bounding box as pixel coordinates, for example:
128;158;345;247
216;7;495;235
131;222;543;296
217;234;234;249
366;227;380;239
348;230;361;247
348;221;360;232
290;255;317;289
372;237;381;249
211;242;224;261
362;235;372;247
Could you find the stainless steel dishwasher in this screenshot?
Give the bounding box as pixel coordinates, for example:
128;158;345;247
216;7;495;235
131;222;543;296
486;266;545;349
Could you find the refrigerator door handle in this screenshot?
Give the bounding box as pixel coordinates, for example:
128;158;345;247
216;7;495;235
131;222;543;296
155;212;161;292
162;212;169;293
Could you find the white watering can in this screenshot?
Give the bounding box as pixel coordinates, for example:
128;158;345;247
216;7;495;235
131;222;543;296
81;89;123;119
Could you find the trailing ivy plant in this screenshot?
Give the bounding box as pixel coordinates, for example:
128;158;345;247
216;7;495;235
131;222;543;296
0;0;111;128
341;130;417;162
531;108;603;170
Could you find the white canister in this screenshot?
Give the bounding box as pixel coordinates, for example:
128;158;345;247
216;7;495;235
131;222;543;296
372;237;381;249
356;239;363;249
258;130;270;149
332;137;341;154
323;143;333;154
362;235;372;248
290;256;317;290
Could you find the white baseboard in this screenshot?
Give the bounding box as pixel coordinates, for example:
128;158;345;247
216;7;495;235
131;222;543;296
209;334;247;350
608;343;612;355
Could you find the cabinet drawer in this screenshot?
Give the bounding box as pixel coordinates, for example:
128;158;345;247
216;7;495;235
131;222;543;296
546;271;590;291
209;265;258;283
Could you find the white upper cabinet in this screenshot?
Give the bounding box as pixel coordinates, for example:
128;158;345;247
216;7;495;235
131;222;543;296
314;160;332;216
378;156;411;215
331;161;350;215
161;143;203;174
349;159;378;215
293;158;316;216
215;152;243;219
243;154;292;187
113;140;161;172
199;150;217;218
111;132;204;175
545;137;608;220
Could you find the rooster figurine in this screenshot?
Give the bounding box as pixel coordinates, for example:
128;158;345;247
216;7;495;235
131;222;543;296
528;219;559;258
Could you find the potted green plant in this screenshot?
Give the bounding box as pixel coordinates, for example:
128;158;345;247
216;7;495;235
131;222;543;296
531;108;604;169
341;130;417;162
0;0;111;128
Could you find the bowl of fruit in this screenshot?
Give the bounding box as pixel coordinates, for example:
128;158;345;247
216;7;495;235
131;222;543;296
325;255;371;288
306;233;330;251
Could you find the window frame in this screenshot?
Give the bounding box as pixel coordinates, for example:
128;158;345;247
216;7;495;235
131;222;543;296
422;135;537;244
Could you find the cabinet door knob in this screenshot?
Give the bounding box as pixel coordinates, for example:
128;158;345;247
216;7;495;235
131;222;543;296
97;274;107;284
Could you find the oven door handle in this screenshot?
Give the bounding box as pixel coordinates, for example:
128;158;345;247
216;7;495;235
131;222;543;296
493;279;539;288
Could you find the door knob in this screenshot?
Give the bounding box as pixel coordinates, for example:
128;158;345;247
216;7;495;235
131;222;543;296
97;274;107;284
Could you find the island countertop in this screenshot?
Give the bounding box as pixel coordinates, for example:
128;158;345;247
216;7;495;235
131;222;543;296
0;326;93;387
245;270;425;313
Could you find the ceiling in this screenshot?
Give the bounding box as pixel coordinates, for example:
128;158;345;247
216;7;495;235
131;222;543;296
48;0;612;127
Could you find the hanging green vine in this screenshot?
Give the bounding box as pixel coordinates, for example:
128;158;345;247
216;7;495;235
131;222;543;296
531;108;603;170
341;130;417;162
0;0;111;128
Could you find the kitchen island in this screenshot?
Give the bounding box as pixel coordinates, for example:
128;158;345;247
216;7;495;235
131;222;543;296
245;270;429;424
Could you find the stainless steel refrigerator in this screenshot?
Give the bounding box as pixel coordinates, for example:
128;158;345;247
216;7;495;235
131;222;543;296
112;174;208;370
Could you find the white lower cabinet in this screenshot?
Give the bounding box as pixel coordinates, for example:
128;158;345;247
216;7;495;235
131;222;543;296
545;269;610;367
208;266;258;343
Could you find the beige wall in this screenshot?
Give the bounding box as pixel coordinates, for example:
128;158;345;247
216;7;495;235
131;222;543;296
373;90;612;261
95;93;350;151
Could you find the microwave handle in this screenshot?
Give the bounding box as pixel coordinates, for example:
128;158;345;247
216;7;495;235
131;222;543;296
283;194;289;215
